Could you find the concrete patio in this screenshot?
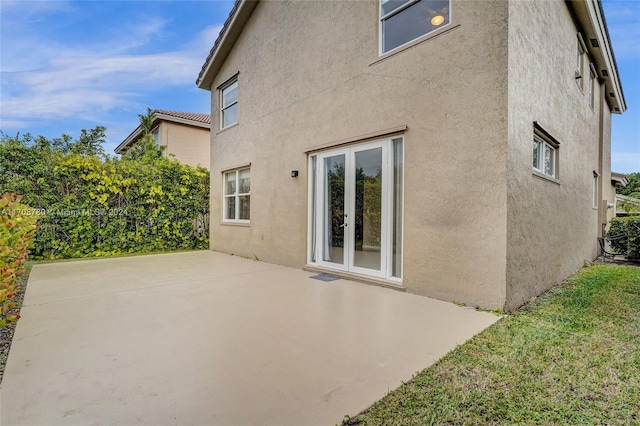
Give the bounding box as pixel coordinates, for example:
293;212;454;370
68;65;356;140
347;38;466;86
1;251;500;425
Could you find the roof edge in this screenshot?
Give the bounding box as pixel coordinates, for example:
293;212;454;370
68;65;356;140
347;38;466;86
114;111;211;154
196;0;259;90
611;171;629;187
568;0;626;114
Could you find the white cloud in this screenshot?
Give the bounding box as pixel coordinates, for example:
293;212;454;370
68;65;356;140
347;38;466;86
0;20;221;129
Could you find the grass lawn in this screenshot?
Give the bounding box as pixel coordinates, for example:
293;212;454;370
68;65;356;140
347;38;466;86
343;264;640;425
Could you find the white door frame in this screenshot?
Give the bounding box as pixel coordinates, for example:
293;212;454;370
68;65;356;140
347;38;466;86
310;139;394;279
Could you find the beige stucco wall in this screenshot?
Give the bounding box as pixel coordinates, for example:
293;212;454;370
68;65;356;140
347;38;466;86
158;122;210;169
209;0;509;309
505;0;609;310
602;100;614;227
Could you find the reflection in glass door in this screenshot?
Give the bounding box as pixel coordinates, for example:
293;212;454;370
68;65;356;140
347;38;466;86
353;148;382;271
311;138;403;281
323;153;346;267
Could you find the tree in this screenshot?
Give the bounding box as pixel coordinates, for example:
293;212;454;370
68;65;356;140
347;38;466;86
72;126;107;157
617;172;640;196
125;108;165;161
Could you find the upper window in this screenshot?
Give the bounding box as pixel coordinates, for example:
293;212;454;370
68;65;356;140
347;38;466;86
589;64;597;110
223;168;250;222
380;0;450;54
532;127;559;180
220;78;238;129
151;127;160;147
576;34;587;90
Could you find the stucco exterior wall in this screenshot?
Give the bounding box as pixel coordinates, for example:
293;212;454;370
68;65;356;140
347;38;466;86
602;100;614;227
209;0;509;309
505;0;606;310
158;122;210;169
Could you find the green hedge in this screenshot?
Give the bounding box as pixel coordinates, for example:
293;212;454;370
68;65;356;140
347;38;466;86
0;194;42;327
0;131;210;260
608;217;640;260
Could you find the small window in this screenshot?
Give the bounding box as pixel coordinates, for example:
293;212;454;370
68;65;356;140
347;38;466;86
380;0;450;54
533;125;559;179
589;64;597;110
592;172;599;208
223;168;250;222
220;78;238;129
151;127;160;147
576;34;587;90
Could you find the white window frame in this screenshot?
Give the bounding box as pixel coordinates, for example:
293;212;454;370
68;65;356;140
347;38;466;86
223;168;250;223
151;127;160;147
576;34;587;90
220;77;238;130
533;125;559;180
589;63;597;110
379;0;451;55
592;171;600;209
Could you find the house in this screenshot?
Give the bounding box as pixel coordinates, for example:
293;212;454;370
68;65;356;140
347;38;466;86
115;110;211;169
610;172;629;218
196;0;626;311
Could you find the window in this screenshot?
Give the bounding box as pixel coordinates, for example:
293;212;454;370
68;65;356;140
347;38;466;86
152;127;160;147
576;34;586;90
589;64;597;110
220;78;238;129
223;168;250;222
380;0;450;54
532;126;559;179
592;172;599;208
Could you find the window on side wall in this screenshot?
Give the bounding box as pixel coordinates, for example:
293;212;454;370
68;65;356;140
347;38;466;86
576;34;587;90
223;168;250;223
220;77;238;129
592;171;599;208
152;127;160;147
589;64;597;110
380;0;451;54
532;125;559;180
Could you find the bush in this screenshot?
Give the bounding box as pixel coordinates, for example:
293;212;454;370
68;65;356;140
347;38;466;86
0;130;210;260
608;217;640;260
0;194;42;327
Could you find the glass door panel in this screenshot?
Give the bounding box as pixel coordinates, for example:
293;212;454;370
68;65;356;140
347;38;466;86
323;154;346;265
353;148;383;271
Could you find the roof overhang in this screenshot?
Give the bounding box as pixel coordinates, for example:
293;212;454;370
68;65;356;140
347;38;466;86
114;111;211;154
196;0;259;91
611;171;629;187
567;0;626;114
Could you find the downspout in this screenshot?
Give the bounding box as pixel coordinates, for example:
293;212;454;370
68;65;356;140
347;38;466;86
597;80;606;239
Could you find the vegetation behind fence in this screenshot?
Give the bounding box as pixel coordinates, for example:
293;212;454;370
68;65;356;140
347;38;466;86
608;216;640;260
0;127;210;260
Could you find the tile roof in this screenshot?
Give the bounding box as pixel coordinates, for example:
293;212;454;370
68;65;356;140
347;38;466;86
155;110;211;124
197;0;243;87
114;109;211;154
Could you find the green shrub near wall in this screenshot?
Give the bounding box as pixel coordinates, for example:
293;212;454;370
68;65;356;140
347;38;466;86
608;217;640;259
0;130;210;260
0;194;42;327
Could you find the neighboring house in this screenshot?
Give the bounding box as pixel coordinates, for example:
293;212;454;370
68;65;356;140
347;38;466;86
610;172;629;218
115;110;211;169
196;0;626;311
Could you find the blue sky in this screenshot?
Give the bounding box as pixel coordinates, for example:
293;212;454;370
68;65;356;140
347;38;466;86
0;0;639;173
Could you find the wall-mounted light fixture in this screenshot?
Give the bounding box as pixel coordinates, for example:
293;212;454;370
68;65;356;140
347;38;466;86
291;170;299;178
